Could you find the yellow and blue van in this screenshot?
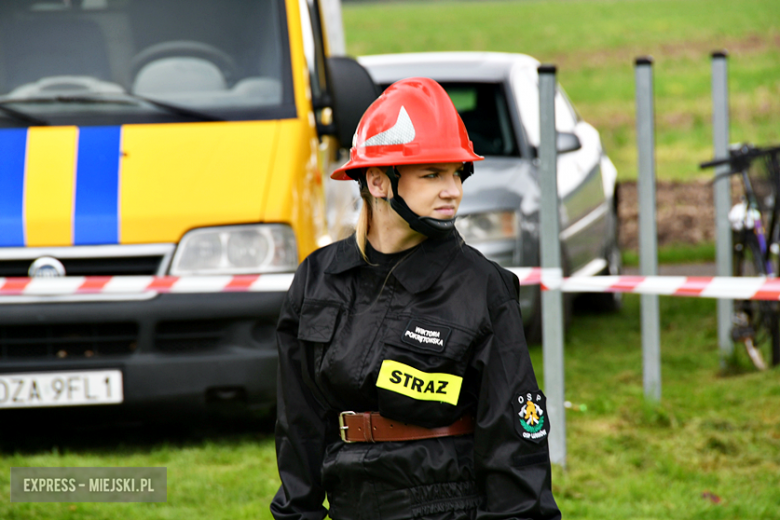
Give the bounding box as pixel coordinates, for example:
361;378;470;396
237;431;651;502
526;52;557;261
0;0;375;419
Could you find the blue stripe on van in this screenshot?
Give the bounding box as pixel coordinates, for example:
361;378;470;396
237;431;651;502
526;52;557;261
73;126;122;245
0;128;27;247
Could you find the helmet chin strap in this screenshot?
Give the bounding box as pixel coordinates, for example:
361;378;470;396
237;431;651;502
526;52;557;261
379;165;472;240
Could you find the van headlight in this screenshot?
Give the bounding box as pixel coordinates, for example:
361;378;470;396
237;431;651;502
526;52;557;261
170;224;298;275
455;211;518;243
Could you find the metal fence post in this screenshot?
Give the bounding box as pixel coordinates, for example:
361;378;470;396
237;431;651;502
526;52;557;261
538;64;566;467
635;57;661;402
712;51;733;365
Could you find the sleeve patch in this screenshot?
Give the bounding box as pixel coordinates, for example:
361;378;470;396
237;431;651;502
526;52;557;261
512;390;550;443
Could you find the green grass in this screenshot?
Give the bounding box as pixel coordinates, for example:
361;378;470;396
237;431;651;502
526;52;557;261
547;295;780;519
3;296;779;519
1;428;281;520
623;242;716;266
343;0;780;182
2;3;779;517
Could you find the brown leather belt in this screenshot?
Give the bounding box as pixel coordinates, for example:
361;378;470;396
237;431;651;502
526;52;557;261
338;411;475;443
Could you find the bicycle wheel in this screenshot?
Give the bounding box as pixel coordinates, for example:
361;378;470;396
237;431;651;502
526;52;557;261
731;231;779;370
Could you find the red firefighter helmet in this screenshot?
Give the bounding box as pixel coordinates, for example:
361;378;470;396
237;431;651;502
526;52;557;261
331;77;483;180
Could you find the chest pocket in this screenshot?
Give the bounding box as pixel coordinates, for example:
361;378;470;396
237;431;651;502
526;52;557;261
383;317;476;365
297;299;342;409
376;316;478;427
298;300;341;343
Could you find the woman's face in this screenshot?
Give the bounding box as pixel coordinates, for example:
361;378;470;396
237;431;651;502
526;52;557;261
395;162;464;219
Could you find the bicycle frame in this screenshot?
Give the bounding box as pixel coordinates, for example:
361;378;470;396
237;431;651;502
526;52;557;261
740;167;774;276
702;144;780;368
709;145;780;277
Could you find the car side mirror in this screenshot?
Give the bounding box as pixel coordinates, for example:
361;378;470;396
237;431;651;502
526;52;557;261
326;56;380;149
557;132;582;154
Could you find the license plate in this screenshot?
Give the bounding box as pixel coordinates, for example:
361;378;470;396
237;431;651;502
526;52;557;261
0;370;123;409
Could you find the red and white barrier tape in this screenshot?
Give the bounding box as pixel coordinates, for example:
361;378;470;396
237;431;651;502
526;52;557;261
0;274;295;297
2;269;780;301
563;275;780;300
510;267;780;301
510;267;558;288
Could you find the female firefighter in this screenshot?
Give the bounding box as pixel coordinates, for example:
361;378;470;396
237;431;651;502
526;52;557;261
271;77;560;520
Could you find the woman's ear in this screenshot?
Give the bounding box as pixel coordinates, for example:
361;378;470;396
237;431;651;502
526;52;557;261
366;167;389;199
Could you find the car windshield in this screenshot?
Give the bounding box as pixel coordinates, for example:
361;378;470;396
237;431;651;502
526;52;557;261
444;83;519;157
0;0;294;126
382;81;519;158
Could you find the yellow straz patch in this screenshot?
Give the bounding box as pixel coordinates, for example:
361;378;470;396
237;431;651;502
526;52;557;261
376;360;462;406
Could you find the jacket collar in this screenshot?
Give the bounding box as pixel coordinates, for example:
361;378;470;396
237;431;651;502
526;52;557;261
324;231;464;294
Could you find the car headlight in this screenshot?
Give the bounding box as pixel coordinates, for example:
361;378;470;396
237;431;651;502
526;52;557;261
456;211;518;243
170;224;298;275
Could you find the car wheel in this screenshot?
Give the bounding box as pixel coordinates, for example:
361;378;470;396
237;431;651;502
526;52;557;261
590;239;623;312
525;287;543;345
580;205;622;312
524;253;574;345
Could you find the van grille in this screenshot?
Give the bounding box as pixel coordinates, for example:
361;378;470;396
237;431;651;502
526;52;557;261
0;323;138;359
0;256;163;277
154;320;228;353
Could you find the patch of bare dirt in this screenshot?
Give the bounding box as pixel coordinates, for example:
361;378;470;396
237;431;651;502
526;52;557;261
617;179;740;250
553;33;780;72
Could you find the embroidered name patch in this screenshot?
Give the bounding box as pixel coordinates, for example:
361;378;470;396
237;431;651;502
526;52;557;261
401;320;451;353
376;359;462;406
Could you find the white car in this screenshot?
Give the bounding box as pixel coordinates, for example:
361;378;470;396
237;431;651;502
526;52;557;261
359;52;621;340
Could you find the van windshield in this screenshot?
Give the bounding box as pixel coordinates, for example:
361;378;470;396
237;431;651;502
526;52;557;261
0;0;295;126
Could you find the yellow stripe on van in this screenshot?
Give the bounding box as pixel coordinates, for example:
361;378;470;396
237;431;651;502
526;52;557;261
376;359;463;406
24;126;78;246
119;121;278;244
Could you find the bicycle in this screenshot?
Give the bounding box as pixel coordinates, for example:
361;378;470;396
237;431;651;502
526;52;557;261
701;143;780;370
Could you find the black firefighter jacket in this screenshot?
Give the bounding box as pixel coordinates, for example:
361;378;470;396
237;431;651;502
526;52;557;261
271;231;561;520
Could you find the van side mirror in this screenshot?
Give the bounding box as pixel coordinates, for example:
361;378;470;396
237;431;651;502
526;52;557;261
557;132;582;154
326;56;380;149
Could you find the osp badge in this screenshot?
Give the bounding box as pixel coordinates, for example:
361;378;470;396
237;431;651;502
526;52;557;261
512;391;549;443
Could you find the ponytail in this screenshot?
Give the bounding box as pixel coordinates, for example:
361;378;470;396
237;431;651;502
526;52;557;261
355;183;373;262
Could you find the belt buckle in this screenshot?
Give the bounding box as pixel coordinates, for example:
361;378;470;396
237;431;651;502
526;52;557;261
339;411;356;443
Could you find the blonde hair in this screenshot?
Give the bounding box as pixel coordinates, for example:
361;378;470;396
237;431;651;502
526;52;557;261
355;182;373;262
353;178;417;306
